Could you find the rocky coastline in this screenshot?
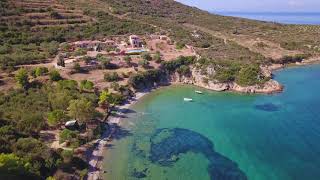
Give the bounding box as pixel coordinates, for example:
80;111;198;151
171;65;284;94
86;58;320;180
171;56;320;94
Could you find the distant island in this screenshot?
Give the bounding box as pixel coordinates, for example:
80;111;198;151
0;0;319;179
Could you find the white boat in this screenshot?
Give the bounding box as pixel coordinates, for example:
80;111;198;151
184;98;193;102
195;90;203;94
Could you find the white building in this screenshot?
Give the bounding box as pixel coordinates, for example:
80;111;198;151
129;35;143;48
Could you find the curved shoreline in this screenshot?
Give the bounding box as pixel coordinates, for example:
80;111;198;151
86;92;148;180
86;59;320;180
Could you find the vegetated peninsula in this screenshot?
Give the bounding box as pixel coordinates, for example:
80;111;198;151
0;0;319;179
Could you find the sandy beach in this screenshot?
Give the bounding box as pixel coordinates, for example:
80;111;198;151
87;92;148;180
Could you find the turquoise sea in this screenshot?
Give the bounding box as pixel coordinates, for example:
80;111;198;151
103;64;320;180
215;12;320;25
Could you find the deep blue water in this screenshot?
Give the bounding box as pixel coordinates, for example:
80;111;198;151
104;64;320;180
215;12;320;25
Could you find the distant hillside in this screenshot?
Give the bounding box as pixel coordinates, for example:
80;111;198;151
1;0;319;70
1;0;93;28
100;0;320;57
0;0;155;69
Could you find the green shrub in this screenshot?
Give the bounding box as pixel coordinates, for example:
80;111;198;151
73;63;82;73
47;110;67;127
104;72;120;82
31;67;48;77
161;56;195;72
177;65;190;76
59;129;78;144
57;80;78;90
175;42;185;49
0;45;12;54
61;150;73;163
215;68;236;83
0;153;39;179
80;80;94;91
128;69;163;89
15;68;29;89
214;62;241;83
236;65;263;86
49;70;62;81
277;54;310;64
110;82;120;91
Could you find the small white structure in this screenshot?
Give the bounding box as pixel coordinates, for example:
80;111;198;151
65;120;78;127
65;120;79;130
184;98;193;102
129;35;143;48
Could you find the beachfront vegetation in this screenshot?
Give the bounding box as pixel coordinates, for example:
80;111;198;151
276;54;311;64
68;98;95;123
0;66;105;178
99;90;125;107
128;69;163;90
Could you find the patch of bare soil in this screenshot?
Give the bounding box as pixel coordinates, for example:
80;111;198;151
147;38;196;61
0;73;16;92
184;23;301;60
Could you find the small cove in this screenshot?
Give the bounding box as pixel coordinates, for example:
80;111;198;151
103;64;320;180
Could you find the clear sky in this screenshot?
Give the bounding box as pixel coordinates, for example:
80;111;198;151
176;0;320;12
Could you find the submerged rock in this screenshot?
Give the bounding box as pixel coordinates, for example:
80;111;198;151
255;103;280;112
149;128;247;180
131;168;148;178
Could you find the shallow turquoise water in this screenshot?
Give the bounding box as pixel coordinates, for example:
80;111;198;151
103;64;320;180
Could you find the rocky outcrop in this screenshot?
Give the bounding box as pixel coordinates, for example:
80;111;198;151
171;66;283;94
229;80;283;94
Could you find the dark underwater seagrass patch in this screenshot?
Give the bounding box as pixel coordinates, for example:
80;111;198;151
255;103;280;112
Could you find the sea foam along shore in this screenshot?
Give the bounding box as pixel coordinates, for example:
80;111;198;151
87;92;148;180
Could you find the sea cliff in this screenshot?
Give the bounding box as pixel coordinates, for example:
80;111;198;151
171;65;283;94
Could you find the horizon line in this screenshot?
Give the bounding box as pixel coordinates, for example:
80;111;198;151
211;11;320;14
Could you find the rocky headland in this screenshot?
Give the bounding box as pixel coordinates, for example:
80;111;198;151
171;65;284;94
